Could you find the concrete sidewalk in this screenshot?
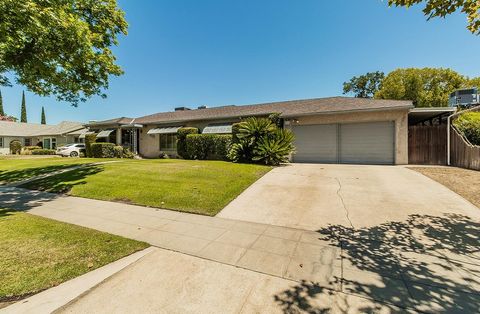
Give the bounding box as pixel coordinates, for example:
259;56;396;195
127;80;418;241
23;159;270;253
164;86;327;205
1;186;479;312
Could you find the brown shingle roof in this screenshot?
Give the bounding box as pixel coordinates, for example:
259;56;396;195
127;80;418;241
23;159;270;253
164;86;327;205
135;97;413;125
86;117;134;127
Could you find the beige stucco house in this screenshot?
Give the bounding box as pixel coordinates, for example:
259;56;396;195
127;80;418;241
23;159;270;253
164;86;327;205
87;97;414;165
0;120;85;154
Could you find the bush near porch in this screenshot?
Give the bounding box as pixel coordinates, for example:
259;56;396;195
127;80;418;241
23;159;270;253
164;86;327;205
185;134;232;160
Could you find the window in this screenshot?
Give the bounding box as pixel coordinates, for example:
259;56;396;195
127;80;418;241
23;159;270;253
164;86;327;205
24;138;31;146
159;134;177;151
0;137;3;148
51;138;57;149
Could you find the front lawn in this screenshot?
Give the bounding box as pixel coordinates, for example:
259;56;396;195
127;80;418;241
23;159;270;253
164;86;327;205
410;166;480;208
21;159;272;215
0;209;148;306
0;157;113;184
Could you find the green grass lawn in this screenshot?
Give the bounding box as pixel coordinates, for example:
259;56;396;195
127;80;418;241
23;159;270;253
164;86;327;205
0;209;148;304
0;157;113;184
21;159;272;215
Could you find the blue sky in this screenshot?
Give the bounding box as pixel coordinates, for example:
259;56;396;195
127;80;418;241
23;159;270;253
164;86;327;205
2;0;480;124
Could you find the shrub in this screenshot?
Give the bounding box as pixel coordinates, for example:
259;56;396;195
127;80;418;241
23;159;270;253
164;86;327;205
227;117;295;166
185;134;232;160
231;122;242;144
113;145;124;158
177;127;199;158
31;149;56;155
23;145;42;151
90;143;115;158
9;140;22;154
85;133;97;157
454;112;480;145
252;129;295;165
122;147;135;159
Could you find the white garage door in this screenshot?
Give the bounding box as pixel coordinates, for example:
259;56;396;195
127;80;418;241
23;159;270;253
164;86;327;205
339;122;395;164
292;121;395;164
292;124;337;163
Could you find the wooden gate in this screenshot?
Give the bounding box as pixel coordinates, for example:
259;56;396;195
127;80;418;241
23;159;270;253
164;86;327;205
408;125;447;165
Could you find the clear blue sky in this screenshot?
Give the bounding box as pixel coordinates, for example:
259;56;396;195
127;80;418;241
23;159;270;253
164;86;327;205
2;0;480;124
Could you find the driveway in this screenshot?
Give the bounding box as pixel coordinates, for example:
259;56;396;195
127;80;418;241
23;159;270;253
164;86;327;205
217;164;480;230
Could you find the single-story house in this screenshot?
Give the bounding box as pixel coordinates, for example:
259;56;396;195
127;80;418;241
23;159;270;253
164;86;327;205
0;120;85;154
87;97;415;165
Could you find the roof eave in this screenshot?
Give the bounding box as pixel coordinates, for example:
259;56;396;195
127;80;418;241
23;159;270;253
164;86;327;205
281;105;414;119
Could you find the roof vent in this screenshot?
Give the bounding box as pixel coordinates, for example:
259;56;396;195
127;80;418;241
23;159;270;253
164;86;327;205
174;107;191;111
197;105;207;110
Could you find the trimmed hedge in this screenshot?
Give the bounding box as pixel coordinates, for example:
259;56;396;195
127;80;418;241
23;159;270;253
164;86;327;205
31;149;56;155
185;134;232;160
23;146;42;151
90;143;115;158
114;145;124;158
9;140;22;154
85;133;97;157
177;127;199;158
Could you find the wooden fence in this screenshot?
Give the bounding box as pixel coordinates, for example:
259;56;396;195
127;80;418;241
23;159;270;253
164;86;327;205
408;125;447;165
450;127;480;171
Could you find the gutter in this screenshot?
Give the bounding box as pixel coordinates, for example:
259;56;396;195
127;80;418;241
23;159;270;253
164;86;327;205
447;105;480;165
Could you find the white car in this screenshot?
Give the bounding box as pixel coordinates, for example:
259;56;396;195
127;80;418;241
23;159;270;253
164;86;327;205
56;143;86;157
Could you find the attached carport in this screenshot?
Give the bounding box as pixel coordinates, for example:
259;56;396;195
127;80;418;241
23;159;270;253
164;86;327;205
286;105;411;165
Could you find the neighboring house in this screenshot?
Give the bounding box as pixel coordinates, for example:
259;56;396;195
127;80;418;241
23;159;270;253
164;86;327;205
0;121;85;154
87;97;415;165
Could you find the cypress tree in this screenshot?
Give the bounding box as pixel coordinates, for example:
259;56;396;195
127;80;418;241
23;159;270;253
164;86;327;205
41;106;46;124
0;89;5;116
20;91;27;123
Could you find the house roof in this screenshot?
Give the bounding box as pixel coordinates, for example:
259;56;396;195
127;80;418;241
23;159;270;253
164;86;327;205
87;117;134;127
0;121;84;137
135;97;413;125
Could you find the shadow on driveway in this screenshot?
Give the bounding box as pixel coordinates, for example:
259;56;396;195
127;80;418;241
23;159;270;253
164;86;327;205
274;213;480;313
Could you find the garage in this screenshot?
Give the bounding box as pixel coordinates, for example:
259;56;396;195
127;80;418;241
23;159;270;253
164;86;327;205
292;121;395;164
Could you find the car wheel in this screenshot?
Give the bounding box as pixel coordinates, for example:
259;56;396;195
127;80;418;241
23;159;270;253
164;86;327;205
70;151;79;157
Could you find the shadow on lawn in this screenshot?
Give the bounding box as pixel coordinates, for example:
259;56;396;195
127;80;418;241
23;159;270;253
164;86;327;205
0;166;103;212
0;164;91;184
19;165;104;193
274;214;480;313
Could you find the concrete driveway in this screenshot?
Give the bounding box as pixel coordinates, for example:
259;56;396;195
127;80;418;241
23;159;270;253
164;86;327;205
217;164;480;230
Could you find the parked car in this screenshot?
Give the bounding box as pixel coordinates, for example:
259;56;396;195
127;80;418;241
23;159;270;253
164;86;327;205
56;143;86;157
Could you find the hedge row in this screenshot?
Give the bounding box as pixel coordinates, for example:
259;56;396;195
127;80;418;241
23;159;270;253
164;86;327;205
177;127;199;158
184;134;232;160
90;142;134;158
31;149;56;155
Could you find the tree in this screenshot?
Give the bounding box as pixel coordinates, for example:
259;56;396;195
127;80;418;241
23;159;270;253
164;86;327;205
343;71;385;98
20;91;27;122
41;106;46;124
0;88;4;116
374;68;468;107
0;0;128;106
387;0;480;34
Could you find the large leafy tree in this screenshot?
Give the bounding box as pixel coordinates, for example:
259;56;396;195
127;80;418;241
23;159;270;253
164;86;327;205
374;68;472;107
343;71;385;98
0;0;128;106
20;91;27;122
387;0;480;34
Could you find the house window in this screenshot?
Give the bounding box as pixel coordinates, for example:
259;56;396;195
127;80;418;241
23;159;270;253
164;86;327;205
51;138;57;149
159;134;177;151
24;138;31;146
0;137;3;148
